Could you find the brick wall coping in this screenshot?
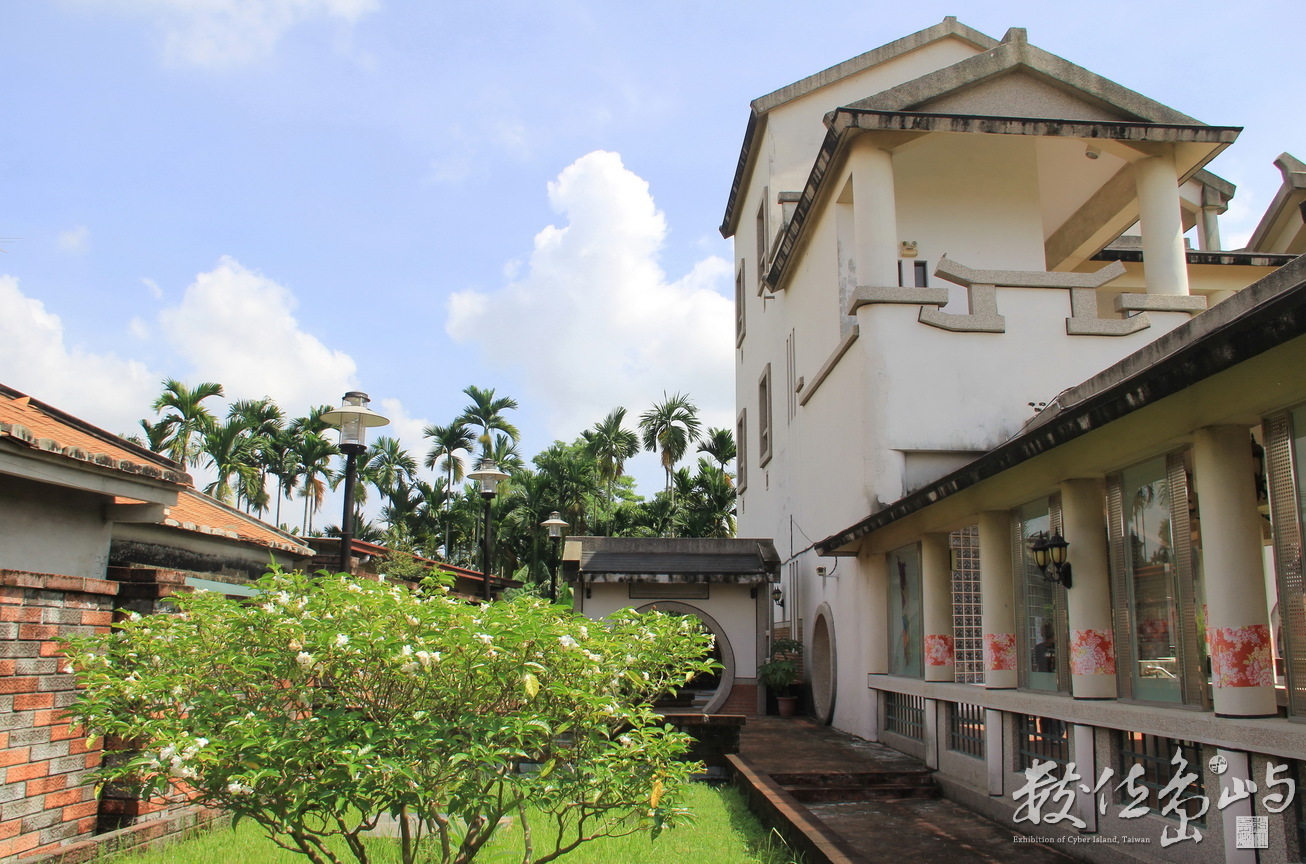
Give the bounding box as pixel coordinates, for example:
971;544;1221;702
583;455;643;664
0;570;120;597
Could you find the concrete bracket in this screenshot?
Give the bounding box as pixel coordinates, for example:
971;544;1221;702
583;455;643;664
1113;292;1207;315
918;284;1006;332
1067;287;1152;336
847;285;949;314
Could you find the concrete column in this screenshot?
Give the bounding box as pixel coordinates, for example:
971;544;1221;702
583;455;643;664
924;698;940;769
1061;478;1117;700
985;708;1004;795
921;533;955;682
852;142;900;288
1193;426;1277;717
1216;749;1256;864
1072;724;1098;833
1198;206;1223;252
1134;151;1190;296
978;511;1016;689
863;551;889;675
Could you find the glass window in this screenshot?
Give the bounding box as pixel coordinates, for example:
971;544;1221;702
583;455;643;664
888;543;923;678
1123;457;1183;703
1017;499;1062;692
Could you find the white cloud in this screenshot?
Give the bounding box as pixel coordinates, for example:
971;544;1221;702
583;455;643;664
90;0;380;68
159;256;358;409
446;150;734;442
142;277;163;299
128;316;151;340
57;225;89;254
0;275;157;436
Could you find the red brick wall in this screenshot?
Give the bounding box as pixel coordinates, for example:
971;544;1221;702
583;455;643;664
0;571;116;862
720;682;759;716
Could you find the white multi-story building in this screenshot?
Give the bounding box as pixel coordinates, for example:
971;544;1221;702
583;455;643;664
726;17;1306;861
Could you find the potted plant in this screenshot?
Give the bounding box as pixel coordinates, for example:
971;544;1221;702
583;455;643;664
758;637;804;717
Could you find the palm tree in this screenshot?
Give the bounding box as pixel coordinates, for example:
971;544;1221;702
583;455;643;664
228;398;284;514
697;427;736;473
296;432;338;535
639;392;702;495
266;427;303;529
583;407;640;507
201;417;256;505
363;436;417;502
459;385;520;461
487;433;524;474
152;378;224;466
132;417;175;454
423;421;476;556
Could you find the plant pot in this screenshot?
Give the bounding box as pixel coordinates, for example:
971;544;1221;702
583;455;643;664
776;695;798;718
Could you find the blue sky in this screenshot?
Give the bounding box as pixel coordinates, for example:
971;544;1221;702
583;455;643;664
3;0;1302;512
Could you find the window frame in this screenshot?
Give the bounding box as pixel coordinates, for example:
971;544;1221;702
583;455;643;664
758;364;773;468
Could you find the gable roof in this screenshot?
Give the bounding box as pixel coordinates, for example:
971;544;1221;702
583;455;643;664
160;489;315;557
0;384;191;488
1245;153;1306;254
722;19;1211;238
563;537;781;583
723;17;998;237
843;28;1200;124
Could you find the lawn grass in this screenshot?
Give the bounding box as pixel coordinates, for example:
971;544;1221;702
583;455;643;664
107;785;801;864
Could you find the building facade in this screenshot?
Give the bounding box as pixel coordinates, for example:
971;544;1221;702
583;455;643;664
726;18;1306;862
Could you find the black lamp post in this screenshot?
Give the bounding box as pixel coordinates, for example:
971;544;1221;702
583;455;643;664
540;511;569;601
467;458;509;602
321;391;389;574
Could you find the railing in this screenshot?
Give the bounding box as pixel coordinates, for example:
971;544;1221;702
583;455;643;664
884;691;925;741
1015;713;1069;772
948;702;985;759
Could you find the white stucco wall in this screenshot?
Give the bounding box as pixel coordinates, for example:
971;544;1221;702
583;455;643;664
580;582;761;675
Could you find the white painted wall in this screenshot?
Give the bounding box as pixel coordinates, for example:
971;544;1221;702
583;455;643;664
731;29;1273;741
581;582;761;674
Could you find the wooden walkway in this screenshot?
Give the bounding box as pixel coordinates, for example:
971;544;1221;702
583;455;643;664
732;716;1075;864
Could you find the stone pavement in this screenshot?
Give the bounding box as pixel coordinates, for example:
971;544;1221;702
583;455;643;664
734;716;1074;864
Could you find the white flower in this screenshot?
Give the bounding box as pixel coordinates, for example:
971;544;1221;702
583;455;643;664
558;635;577;649
618;735;633;746
296;652;313;668
128;612;142;622
401;661;419;675
261;603;276;614
335;634;350;647
415;650;440;667
346;584;363;593
401;645;413;657
227;781;253;795
406;616;419;626
475;633;493;645
583;650;602;663
578;626;589;639
288;640;302;652
275;591;291;605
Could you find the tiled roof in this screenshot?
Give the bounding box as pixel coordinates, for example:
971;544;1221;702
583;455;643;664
161;489;315;556
0;384;191;486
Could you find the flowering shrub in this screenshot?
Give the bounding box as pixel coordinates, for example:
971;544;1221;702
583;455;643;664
64;570;717;864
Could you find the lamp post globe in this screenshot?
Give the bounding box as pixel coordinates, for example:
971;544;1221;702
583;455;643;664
467;459;510;601
321;392;389;575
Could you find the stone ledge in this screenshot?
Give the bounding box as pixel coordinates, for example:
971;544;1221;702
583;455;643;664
0;571;119;598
